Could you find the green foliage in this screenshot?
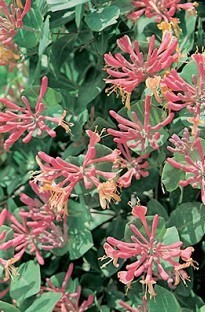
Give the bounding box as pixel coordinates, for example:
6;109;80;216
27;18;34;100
168;202;205;245
85;6;120;32
148;285;182;312
10;261;41;305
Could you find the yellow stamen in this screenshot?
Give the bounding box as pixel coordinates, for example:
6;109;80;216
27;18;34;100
4;257;19;281
42;183;68;215
140;279;157;300
105;85;131;109
97;180;121;209
59;110;74;133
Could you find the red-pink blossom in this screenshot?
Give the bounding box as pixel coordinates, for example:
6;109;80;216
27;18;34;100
117;143;150;188
0;76;70;150
0;0;31;45
128;0;197;23
108;96;174;151
20;181;62;221
162;53;205;116
102;205;196;298
168;128;194;154
104;32;179;103
41;263;94;312
167;137;205;204
34;130;121;213
0;209;68;265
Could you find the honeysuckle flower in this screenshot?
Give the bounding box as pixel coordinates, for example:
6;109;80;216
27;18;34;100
128;0;197;23
41;263;94;312
108;96;174;151
34;130;121;214
20;181;62;221
162;53;205;118
0;210;68;265
97;179;121;209
0;43;20;70
145;76;162;103
0;0;31;45
102;205;196;299
157;19;181;37
0;76;71;150
167;137;205;204
168;128;194;154
117;143;150;188
104;32;179;107
0;257;19;281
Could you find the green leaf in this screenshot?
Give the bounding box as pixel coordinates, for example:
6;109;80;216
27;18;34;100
179;11;197;53
0;301;20;312
85;6;120;32
67;200;93;259
180;58;197;85
10;261;41;304
0;225;14;261
162;162;184;192
75;4;84;29
68;228;93;260
47;0;88;11
38;15;52;56
25;292;62;312
112;0;134;14
148;285;182;312
168;202;205;245
14;8;43;48
89;209;115;230
78;72;105;107
147;199;168;220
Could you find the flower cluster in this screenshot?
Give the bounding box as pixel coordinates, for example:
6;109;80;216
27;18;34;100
128;0;197;23
0;0;31;45
167;137;205;204
0;200;68;265
34;130;121;213
108;96;174;151
116;143;150;188
0;76;71;150
162;53;205;135
102;205;197;299
104;32;179;108
0;0;31;68
41;263;94;312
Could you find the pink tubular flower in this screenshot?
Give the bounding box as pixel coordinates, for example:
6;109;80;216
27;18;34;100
108;96;174;151
167;137;205;204
117;143;150;188
34;130;121;214
162;53;205;116
102;205;196;299
104;32;179;107
20;181;63;221
0;76;71;150
128;0;197;23
41;263;93;312
0;209;68;265
168;128;194;154
0;0;31;45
